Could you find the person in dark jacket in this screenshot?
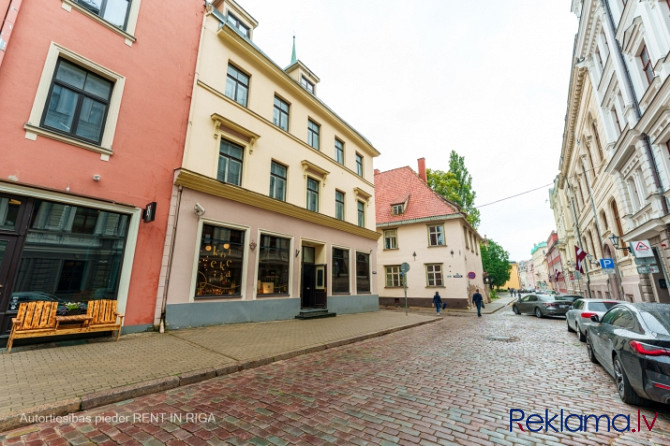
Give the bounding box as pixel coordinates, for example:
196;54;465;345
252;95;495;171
472;289;484;317
432;292;443;315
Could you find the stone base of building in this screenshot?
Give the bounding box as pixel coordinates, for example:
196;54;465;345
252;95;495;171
379;297;470;309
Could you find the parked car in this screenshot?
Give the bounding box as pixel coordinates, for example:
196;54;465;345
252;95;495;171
558;294;582;304
512;293;573;318
9;291;68;315
566;298;619;341
586;302;670;405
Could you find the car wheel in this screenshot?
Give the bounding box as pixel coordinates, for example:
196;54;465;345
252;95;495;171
512;305;520;315
578;327;586;342
613;355;645;405
535;307;543;318
567;319;575;332
586;336;598;364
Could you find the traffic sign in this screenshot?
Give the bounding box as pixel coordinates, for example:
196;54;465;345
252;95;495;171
401;262;410;273
467;271;476;279
631;240;654;258
637;266;651;274
599;258;614;269
634;256;657;265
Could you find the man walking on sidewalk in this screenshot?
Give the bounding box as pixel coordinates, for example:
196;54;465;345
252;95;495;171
432;291;443;315
472;289;484;317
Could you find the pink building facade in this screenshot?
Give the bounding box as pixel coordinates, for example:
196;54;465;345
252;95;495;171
0;0;202;342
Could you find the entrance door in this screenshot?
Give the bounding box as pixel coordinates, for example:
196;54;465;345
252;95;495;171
0;235;20;335
652;247;670;303
300;247;327;309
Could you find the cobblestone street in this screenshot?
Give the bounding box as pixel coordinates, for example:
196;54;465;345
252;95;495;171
4;307;670;445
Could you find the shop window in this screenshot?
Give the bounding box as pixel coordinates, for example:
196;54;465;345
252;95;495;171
332;247;349;294
196;224;244;298
257;234;289;296
356;252;370;293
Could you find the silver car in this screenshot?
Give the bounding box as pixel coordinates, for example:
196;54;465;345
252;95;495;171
512;293;574;318
566;298;620;342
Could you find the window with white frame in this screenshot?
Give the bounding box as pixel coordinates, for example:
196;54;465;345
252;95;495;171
391;204;404;215
227;12;250;38
428;224;445;246
385;265;402;287
225;64;249;106
355;153;363;176
384;229;398;250
639;44;654;85
627;177;641;210
41;58;113;145
26;43;125;153
301;76;315;94
71;0;132;31
217;139;243;186
426;264;443;287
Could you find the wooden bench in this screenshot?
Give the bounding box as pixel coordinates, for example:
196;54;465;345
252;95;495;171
6;299;124;353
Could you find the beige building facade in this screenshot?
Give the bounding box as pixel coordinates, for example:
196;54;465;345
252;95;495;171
158;0;380;328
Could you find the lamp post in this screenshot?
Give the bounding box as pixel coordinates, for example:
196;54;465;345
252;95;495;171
607;233;628;301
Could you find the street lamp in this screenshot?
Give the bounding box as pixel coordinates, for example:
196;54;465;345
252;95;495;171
609;233;626;250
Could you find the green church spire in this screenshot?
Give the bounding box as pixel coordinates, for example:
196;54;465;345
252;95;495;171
291;35;297;65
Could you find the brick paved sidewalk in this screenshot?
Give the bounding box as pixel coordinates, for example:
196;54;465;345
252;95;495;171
0;310;440;433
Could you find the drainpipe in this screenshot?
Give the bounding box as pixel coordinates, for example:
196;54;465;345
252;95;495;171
159;185;183;333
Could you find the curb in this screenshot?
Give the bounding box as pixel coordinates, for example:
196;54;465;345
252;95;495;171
0;317;438;433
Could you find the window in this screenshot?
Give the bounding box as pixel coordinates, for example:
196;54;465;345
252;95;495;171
218;139;244;186
357;201;365;227
595;46;603;71
356;252;370;293
273;96;289;131
426;264;443;287
306;177;319;212
592;122;604;161
196;225;245;298
72;207;99;234
227;12;250;38
269;161;287;201
301;76;315;94
335;190;345;220
257;234;289;295
307;119;320;149
355;153;363;176
384;229;398;250
332;248;349;294
335;138;344;164
391;204;404;215
428;225;445;246
385;265;402;287
72;0;131;30
628;177;641;210
639;44;654;85
611;106;622;134
225;64;249;106
41;59;113;145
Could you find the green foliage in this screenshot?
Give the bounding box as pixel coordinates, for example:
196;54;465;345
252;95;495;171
426;151;480;228
489;289;498;300
481;240;511;288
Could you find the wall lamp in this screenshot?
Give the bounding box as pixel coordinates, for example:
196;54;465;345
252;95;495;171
194;202;206;216
609;233;626;250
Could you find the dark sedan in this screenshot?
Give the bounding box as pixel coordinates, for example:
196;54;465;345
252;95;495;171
586;302;670;405
512;293;573;318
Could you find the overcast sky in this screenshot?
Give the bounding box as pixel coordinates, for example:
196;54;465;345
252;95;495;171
242;0;578;262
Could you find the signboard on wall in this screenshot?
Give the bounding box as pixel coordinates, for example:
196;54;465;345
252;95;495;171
630;240;653;258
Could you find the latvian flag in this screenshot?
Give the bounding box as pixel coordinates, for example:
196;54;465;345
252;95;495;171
575;245;588;273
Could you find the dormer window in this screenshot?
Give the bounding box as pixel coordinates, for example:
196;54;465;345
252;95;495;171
300;76;315;94
227;12;250;38
391;204;404;215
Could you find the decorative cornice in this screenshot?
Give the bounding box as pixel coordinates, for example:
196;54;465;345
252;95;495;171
211;113;260;150
174;169;379;240
301;160;330;183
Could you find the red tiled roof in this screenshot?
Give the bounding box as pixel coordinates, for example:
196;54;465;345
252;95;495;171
374;166;460;224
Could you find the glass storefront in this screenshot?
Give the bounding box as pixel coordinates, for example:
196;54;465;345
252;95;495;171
332;247;349;294
356;252;370;293
196;224;244;298
9;199;129;314
257;234;289;296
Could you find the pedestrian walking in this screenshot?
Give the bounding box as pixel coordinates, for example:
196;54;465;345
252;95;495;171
432;291;443;315
472;288;484;317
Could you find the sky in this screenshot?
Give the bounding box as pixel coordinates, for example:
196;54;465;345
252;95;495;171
241;0;578;262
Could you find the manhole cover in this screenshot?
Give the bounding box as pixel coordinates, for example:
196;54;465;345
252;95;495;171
486;335;519;342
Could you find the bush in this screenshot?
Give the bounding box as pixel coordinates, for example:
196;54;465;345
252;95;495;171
489;289;498;300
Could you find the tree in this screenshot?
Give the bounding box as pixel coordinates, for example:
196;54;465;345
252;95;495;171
481;240;511;288
426;150;480;228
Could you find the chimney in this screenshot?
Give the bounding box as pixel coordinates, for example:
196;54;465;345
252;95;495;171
374;169;380;175
417;158;427;182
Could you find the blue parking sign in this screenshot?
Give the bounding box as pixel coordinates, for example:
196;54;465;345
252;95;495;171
600;258;615;269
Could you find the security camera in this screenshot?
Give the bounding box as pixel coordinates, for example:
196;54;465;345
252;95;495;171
194;202;206;216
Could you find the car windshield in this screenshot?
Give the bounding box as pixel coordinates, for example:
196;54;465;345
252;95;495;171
639;309;670;335
538;295;557;302
587;302;618;312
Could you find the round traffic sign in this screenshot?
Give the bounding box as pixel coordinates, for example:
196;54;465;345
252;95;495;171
467;271;476;279
401;262;410;273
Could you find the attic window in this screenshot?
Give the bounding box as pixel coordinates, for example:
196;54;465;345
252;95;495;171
227;12;250;38
300;76;315;94
391;204;404;215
